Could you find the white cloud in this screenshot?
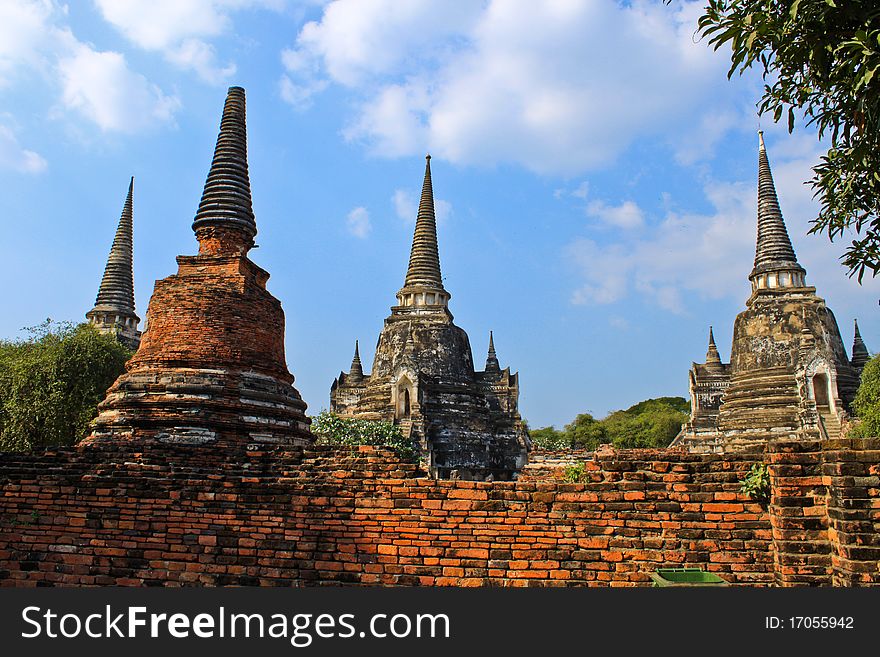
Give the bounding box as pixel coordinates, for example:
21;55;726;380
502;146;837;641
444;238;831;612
346;206;371;238
58;44;181;132
282;0;744;174
0;124;47;173
93;0;281;83
567;133;880;315
0;0;56;84
392;187;451;224
586;199;644;230
0;1;180;135
392;188;415;222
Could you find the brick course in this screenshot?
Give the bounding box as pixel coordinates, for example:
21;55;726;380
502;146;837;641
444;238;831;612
0;445;776;586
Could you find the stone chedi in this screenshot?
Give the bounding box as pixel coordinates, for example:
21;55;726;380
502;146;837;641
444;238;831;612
677;327;731;446
675;133;866;452
85;86;311;448
331;156;528;480
86;177;141;350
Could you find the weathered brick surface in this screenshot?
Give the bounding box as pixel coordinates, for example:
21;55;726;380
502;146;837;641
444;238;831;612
0;445;774;587
768;438;880;587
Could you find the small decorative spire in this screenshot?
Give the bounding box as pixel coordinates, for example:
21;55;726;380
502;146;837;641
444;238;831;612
852;319;870;370
349;339;364;379
485;330;501;373
750;131;805;282
705;326;722;368
192;86;256;254
89;177;137;317
404;154;444;290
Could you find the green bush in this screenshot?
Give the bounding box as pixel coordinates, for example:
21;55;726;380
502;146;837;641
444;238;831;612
0;320;132;451
527;397;689;452
850;355;880;438
310;410;416;461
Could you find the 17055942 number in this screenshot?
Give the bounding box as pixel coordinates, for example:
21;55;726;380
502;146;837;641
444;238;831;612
789;617;854;629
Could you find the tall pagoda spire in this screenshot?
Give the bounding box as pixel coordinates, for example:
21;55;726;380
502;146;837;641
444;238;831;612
86;177;140;349
749;131;805;288
485;330;501;373
395;155;451;312
705;326;723;368
192;86;256;255
349;340;364;379
852;319;870;371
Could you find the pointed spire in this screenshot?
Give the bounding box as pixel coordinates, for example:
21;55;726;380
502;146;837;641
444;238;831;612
705;325;723;368
404;155;444;290
91;177;136;316
750;131;805;283
852;319;870;370
485;330;501;373
192;86;256;253
349;340;364;379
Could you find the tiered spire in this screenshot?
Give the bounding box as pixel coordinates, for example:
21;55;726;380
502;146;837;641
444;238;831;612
91;177;136;316
485;331;501;373
192;86;256;252
349;340;364;379
404;155;444;290
750;131;805;282
705;326;722;368
852;319;870;370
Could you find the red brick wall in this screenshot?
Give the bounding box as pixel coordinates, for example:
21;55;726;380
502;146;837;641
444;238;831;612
0;445;773;587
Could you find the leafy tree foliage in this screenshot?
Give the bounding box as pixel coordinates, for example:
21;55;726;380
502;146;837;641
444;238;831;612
0;320;132;452
695;0;880;280
310;410;416;460
564;413;606;450
850;354;880;437
528;397;689;451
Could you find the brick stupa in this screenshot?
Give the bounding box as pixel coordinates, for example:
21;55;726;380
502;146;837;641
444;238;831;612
331;156;528;480
84;86;312;448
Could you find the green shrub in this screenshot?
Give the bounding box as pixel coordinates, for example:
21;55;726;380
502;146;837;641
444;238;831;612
0;320;132;451
310;410;416;461
850;355;880;438
739;463;771;504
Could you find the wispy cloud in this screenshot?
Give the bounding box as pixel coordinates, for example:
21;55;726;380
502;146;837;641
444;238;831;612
346;205;371;238
93;0;283;84
567;132;880;316
0;124;47;173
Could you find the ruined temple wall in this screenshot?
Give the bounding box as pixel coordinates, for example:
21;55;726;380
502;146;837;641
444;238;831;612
0;446;773;587
768;438;880;587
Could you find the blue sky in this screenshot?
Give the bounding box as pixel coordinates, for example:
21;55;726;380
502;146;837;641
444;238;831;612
0;0;876;429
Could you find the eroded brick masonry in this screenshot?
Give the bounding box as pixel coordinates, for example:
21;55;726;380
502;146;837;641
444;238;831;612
0;439;877;586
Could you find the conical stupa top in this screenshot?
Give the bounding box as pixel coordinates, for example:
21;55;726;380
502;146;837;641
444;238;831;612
192;86;256;243
705;325;722;367
485;330;501;373
751;131;804;279
350;340;364;379
92;177;136;315
403;155;444;290
852;319;870;369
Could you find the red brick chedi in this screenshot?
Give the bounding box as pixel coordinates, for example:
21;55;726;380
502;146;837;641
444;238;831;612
84;86;312;449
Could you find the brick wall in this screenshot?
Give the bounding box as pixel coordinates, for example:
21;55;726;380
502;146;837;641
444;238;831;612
767;438;880;587
0;445;774;587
